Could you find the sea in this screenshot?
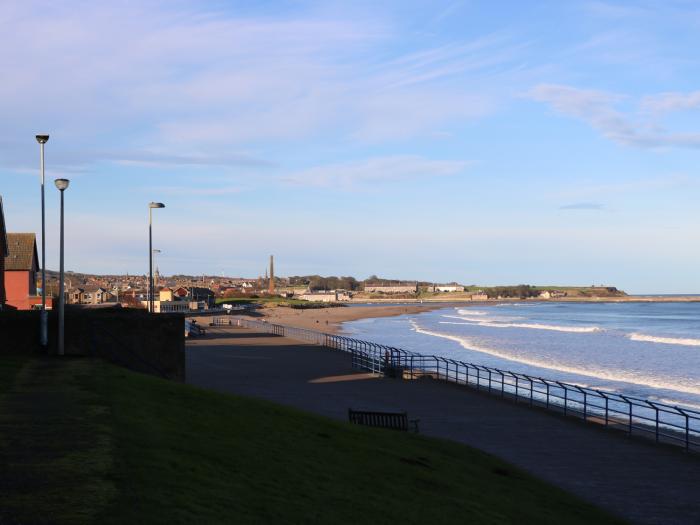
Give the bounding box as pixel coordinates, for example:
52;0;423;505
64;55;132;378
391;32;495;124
342;302;700;410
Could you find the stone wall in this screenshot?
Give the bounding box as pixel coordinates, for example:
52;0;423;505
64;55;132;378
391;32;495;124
0;308;185;381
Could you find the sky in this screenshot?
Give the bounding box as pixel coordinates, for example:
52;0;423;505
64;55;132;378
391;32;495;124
2;0;700;293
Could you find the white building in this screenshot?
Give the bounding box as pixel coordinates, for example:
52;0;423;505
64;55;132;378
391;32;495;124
430;284;465;293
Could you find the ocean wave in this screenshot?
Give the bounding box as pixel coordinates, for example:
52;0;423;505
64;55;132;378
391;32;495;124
443;314;601;333
456;309;488;316
629;333;700;347
503;322;601;333
409;321;700;398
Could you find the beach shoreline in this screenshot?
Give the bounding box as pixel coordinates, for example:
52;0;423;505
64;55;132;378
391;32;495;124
259;304;447;334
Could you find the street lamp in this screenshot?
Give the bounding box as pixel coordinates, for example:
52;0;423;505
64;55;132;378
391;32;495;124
36;134;49;346
54;178;69;356
148;202;165;313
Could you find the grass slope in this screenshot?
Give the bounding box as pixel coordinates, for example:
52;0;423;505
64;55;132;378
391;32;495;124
0;358;625;524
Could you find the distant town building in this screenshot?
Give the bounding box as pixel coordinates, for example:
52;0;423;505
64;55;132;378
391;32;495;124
0;197;7;309
539;290;567;299
364;283;418;294
299;290;351;302
470;293;489;301
429;284;465;293
3;233;48;310
67;286;116;305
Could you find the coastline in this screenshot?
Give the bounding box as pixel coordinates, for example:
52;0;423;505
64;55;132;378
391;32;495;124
346;296;700;303
256;295;700;335
259;304;445;334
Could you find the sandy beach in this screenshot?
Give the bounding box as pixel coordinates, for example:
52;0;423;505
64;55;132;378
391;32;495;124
259;304;444;333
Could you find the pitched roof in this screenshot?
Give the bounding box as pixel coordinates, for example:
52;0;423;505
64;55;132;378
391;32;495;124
0;196;7;257
5;233;38;271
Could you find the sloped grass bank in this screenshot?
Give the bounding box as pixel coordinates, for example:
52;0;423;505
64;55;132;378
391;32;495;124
0;358;624;524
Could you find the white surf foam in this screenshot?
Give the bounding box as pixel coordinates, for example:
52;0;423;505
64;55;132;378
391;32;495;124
410;320;700;398
456;309;488;316
629;333;700;347
443;314;601;333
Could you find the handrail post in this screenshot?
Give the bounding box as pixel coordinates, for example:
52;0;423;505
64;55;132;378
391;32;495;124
655;407;659;443
628;403;633;435
605;397;609;426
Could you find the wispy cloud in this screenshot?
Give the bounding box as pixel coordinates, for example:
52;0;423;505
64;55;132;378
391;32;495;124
528;84;700;149
151;186;242;197
641;91;700;115
559;202;605;210
110;151;273;169
0;2;521;172
282;155;469;188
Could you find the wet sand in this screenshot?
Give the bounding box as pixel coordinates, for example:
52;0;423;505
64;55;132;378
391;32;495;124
260;304;445;333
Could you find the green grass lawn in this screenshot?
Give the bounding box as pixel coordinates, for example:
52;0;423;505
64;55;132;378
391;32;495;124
0;358;625;524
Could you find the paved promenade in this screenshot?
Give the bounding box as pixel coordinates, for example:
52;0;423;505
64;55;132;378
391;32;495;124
186;326;700;525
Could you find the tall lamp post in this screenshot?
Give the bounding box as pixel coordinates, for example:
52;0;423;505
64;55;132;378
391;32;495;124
148;202;165;313
54;178;69;356
36;134;49;346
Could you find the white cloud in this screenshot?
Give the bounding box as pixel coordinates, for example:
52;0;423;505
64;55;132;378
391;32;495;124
641;91;700;115
282;155;469;188
0;2;518;172
559;202;605;210
528;83;700;148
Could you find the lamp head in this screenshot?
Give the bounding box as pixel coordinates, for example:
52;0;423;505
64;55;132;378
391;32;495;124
149;202;165;209
36;135;49;144
54;178;70;191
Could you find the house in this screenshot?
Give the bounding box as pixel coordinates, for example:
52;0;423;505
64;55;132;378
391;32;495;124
4;233;47;310
159;287;174;302
539;290;567;299
67;286;116;305
299;291;342;303
429;284;465;293
0;197;7;309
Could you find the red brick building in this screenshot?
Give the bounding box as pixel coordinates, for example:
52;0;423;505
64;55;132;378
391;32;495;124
0;197;7;309
4;233;45;310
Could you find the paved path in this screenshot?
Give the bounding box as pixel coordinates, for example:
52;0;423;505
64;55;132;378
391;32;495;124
187;327;700;525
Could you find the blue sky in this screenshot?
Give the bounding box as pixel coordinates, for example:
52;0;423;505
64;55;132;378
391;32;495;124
2;1;700;293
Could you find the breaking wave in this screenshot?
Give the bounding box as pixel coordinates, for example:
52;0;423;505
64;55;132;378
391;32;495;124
629;333;700;347
410;320;700;397
444;313;601;333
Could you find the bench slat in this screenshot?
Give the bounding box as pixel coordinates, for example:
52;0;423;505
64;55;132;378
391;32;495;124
348;409;418;432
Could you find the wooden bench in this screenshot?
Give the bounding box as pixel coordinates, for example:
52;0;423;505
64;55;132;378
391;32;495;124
348;409;419;433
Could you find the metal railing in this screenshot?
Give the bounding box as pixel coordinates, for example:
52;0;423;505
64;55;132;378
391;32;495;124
222;317;700;452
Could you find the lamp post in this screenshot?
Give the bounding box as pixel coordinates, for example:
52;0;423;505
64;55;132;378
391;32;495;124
148;202;165;313
54;178;69;356
36;134;49;346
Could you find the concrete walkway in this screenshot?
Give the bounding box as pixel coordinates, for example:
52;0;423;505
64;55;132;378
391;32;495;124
186;326;700;525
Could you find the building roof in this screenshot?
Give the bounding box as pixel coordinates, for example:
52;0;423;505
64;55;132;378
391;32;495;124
5;233;38;271
0;196;7;257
